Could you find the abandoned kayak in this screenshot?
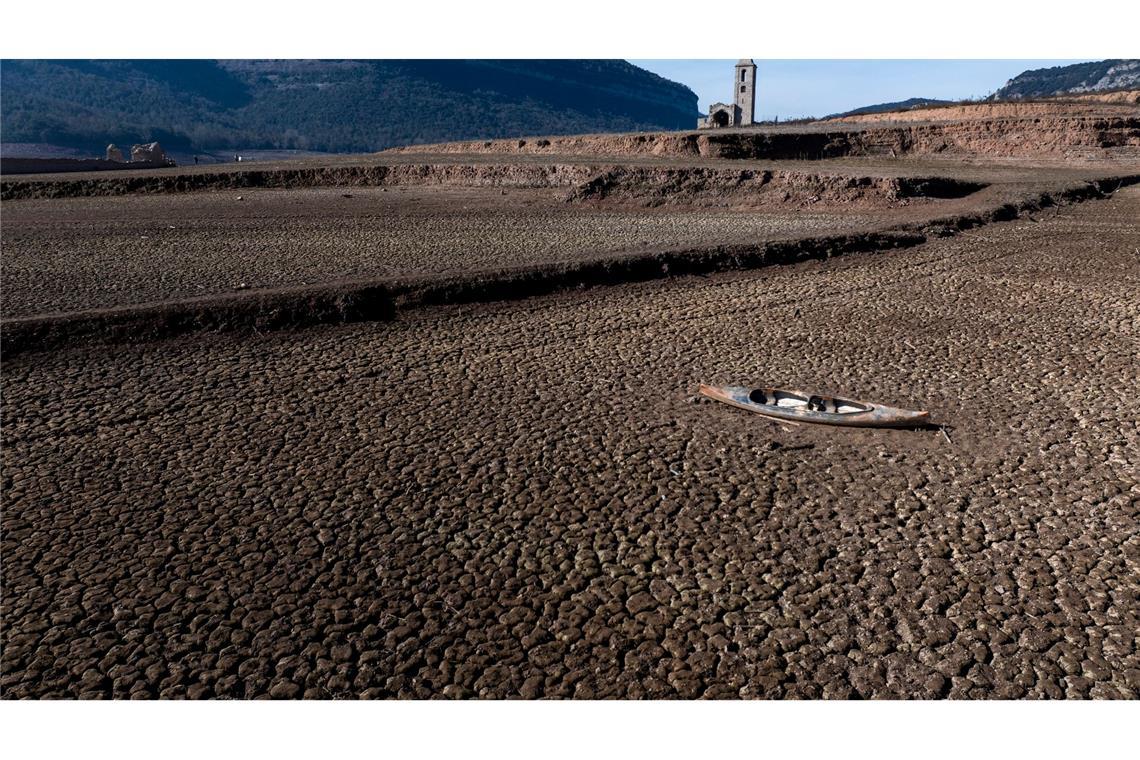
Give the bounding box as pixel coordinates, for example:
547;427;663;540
698;384;930;428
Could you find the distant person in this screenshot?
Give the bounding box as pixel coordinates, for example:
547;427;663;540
234;154;239;163
194;155;199;165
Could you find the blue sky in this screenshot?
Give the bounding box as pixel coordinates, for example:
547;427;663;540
629;60;1096;119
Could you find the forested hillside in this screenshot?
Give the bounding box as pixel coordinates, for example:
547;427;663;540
0;60;699;153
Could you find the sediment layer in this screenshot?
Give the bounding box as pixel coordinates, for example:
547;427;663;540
4;175;1134;356
0;162;988;203
5;114;1139;201
822;97;1140;124
398;116;1140;160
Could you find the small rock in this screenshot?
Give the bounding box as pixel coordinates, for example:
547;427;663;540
268;680;301;699
186;682;211;699
519;675;543;699
626;592;656;615
649;579;676;604
924;673;947;695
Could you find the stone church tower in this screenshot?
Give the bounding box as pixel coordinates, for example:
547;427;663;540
698;59;758;129
735;59;757;125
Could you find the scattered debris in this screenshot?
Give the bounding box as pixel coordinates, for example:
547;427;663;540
940;425;954;445
236;195;244;201
235;282;250;291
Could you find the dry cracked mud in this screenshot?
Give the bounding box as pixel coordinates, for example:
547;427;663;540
2;186;1137;700
3;159;1133;321
0;187;880;319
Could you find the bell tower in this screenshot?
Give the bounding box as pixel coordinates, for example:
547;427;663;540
734;59;757;126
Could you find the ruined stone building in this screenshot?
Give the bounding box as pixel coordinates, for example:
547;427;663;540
130;142;167;163
698;59;757;129
106;142;168;164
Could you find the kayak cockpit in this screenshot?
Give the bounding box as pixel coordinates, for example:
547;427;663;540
746;388;871;415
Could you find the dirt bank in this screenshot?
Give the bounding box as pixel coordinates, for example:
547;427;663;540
0;161;988;205
824;98;1140;124
568;168;987;207
0;163;592;201
4;175;1135;356
396;117;1140;161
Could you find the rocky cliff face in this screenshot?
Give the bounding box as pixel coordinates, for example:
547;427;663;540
994;60;1140;99
0;60;699;154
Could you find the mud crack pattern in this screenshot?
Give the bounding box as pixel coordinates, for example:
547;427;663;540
2;189;1138;699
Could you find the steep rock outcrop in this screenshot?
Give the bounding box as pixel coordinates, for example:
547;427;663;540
994;60;1140;99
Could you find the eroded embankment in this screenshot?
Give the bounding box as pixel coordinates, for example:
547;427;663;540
822;98;1140;124
5;115;1139;202
0;162;985;208
398;116;1140;160
0;164;587;200
3;176;1135;357
569;168;986;207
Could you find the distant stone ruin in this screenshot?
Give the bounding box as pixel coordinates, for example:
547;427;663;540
699;60;757;129
130;142;167;163
1;141;175;175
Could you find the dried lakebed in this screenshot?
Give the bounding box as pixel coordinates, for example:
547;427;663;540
2;187;1137;699
3;167;1135;342
0;186;881;319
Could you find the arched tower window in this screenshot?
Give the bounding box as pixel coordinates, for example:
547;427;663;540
741;70;746;82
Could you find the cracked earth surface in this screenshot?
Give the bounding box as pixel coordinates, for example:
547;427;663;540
2;188;1137;699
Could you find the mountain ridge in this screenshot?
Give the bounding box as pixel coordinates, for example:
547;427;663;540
825;97;954;120
0;60;700;154
992;59;1140;100
825;60;1140;121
